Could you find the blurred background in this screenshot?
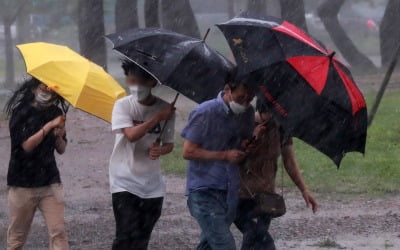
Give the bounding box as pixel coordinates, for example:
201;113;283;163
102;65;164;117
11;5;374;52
0;0;393;89
1;1;400;249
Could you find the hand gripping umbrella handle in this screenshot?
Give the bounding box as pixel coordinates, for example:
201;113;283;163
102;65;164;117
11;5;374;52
155;93;179;144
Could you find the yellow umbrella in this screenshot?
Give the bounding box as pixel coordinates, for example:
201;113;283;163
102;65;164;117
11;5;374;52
16;42;126;122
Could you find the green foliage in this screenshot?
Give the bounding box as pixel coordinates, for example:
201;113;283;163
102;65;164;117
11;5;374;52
310;238;345;249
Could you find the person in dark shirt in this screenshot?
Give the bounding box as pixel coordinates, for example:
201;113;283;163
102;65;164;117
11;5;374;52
234;98;318;250
4;77;70;250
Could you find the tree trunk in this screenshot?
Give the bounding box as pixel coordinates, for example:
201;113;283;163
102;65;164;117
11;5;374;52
4;20;15;87
227;0;235;18
78;0;107;68
380;0;400;68
247;0;267;16
115;0;138;32
1;0;26;87
16;0;31;44
145;0;160;27
160;0;200;38
317;0;377;73
368;43;400;126
280;0;308;32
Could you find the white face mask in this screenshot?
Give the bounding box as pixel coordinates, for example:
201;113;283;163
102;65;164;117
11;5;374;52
35;90;54;107
229;92;247;115
129;85;151;101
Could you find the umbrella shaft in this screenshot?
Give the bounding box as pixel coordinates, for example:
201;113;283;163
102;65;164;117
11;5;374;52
156;93;179;143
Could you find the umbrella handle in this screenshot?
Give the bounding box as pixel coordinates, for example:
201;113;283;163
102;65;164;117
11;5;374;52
203;28;211;41
155;93;179;144
61;102;70;116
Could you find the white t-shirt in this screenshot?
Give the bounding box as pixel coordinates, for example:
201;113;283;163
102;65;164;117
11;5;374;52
109;95;175;198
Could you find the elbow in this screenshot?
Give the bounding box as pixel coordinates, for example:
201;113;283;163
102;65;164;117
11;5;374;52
182;149;193;160
124;133;139;143
57;148;66;155
21;143;34;153
126;136;136;143
182;140;198;160
124;133;141;143
22;147;33;153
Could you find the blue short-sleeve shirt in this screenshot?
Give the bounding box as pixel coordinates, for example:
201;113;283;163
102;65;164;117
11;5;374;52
182;92;255;203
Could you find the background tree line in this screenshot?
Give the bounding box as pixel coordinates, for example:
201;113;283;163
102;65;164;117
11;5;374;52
1;0;398;88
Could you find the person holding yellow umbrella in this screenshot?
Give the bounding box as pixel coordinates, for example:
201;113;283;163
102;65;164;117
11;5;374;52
16;42;126;122
3;42;126;250
5;77;69;250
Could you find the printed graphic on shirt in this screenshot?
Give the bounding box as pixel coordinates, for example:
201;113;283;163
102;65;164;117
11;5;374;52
133;120;161;134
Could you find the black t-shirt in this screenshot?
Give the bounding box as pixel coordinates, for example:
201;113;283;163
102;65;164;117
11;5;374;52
7;104;65;187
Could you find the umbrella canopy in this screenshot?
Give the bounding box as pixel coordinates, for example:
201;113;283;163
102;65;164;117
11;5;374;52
106;28;235;103
17;42;126;122
217;14;367;166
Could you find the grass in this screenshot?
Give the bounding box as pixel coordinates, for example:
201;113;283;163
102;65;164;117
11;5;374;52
161;90;400;197
310;238;345;249
161;137;187;176
384;240;394;249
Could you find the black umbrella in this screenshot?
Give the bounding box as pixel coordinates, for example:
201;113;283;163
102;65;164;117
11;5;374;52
106;28;235;103
217;13;367;166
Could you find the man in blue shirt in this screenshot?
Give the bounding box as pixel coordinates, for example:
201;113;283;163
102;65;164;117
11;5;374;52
182;80;255;250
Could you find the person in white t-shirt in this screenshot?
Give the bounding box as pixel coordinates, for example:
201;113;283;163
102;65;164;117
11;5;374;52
109;60;176;250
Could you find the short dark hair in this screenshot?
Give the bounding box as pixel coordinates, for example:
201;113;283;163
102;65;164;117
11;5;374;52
121;59;156;83
225;68;251;91
227;75;249;91
228;81;248;91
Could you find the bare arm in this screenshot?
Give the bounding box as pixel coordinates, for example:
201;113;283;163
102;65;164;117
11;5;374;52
282;144;308;193
182;140;245;163
122;114;163;142
22;116;64;153
122;104;174;143
282;144;318;213
182;140;226;161
54;127;67;154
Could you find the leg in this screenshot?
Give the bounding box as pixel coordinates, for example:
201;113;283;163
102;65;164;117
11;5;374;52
234;199;258;250
38;184;69;250
196;231;213;250
7;187;38;250
188;189;236;250
253;216;275;250
135;196;163;250
111;192;144;250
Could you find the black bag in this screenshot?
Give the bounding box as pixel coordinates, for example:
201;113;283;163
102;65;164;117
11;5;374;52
241;162;286;218
253;192;286;218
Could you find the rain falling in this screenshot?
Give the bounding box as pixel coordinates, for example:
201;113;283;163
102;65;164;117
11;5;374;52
0;0;399;249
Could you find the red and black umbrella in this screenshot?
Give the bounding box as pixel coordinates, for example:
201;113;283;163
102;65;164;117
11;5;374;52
217;13;367;166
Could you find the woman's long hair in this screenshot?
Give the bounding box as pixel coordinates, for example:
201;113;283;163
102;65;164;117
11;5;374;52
4;77;68;118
